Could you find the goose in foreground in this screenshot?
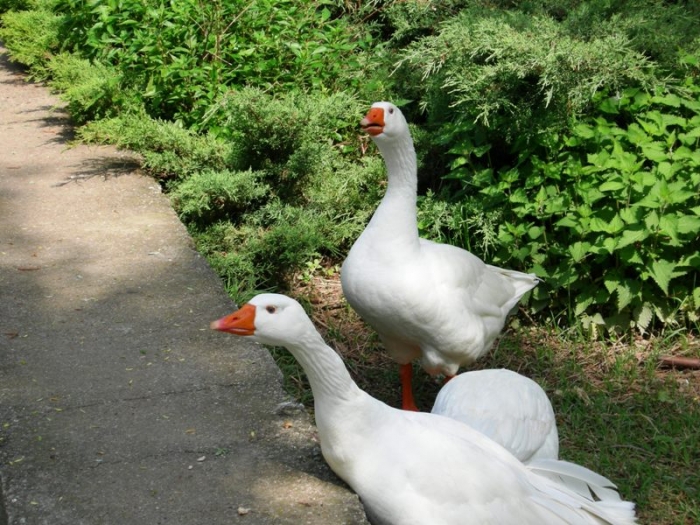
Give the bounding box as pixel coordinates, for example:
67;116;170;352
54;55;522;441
211;294;636;525
431;368;559;463
341;101;540;410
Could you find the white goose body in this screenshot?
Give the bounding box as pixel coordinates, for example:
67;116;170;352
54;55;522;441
431;369;559;463
341;102;539;399
211;294;636;525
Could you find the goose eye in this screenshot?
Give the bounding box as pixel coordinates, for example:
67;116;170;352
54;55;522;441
266;305;277;314
389;107;394;114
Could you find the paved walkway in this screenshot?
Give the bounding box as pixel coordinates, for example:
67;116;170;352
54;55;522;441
0;48;368;524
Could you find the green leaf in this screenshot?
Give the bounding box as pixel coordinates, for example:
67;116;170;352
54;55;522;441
603;274;620;294
652;94;682;108
619;207;643;225
616;279;640;312
575;294;594;316
619;246;644;265
626;123;649;145
574;123;595;139
555;216;580;230
640;142;668;162
527;226;543;240
568;241;590;263
648;259;676;295
599;180;626;192
616;227;648;249
589;217;608;233
677;215;700;235
634;303;654;332
659;214;680;244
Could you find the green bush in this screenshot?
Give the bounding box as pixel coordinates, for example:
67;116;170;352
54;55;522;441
466;77;700;332
185;89;388;297
0;0;55;15
396;9;656;146
0;7;61;74
78;113;233;180
46;53;126;123
170;169;269;227
195;203;338;298
57;0;375;125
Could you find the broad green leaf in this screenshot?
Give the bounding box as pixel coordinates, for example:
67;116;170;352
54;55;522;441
599;180;626;192
619;246;644;265
616;280;640;312
599;96;620;114
640;142;668;162
603;274;620;294
616;227;648;249
679;127;700;143
678;215;700;234
665;181;696;204
575;295;594;316
568;241;591;263
509;188;529;204
574;123;595;139
527;226;543;240
655;161;674;179
659;215;680;244
636;184;662;208
607;213;625;234
634;303;654;332
651;94;682;108
619;207;643;225
626;123;649;145
661;113;686;128
530;264;549;278
648;259;676;295
589;217;609;233
555;216;580;232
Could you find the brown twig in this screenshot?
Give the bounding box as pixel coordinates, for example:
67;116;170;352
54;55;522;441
659;355;700;370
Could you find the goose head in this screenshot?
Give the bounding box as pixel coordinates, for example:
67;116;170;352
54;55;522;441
360;101;409;142
210;293;312;347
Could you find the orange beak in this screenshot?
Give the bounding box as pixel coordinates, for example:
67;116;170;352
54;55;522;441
360;107;385;136
210;304;256;336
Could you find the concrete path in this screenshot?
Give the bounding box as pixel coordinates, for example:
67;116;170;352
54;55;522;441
0;48;368;525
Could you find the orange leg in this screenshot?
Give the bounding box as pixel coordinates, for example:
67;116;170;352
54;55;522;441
400;363;420;412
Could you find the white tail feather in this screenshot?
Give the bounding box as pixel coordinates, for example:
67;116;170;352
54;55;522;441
528;459;637;524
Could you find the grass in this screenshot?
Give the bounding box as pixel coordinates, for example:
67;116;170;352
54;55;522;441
263;265;700;525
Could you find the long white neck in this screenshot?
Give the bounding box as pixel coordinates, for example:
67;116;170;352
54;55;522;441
283;329;365;415
365;133;420;248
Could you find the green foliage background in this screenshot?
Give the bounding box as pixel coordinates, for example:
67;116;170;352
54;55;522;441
1;0;698;332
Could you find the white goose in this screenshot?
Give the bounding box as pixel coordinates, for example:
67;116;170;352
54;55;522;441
431;369;559;463
211;294;636;525
341;101;540;410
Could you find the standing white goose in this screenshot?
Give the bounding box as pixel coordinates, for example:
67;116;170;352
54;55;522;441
431;369;559;463
211;294;636;525
341;101;540;410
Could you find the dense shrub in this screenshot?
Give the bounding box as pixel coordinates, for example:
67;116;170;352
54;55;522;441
79;113;233;180
396;9;657;144
0;7;61;73
437;66;700;332
46;53;127;123
57;0;376;125
177;89;386;297
170;169;269;227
